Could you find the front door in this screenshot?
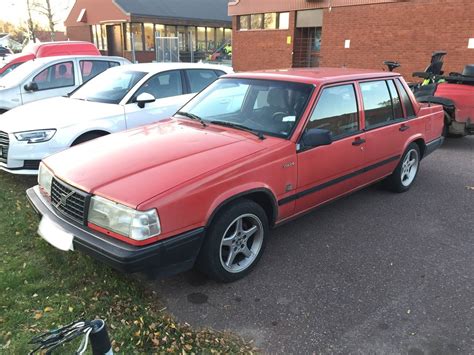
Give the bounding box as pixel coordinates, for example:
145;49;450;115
124;70;193;128
21;60;77;105
107;25;123;57
294;83;366;213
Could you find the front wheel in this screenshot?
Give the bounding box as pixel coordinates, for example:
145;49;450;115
385;143;421;193
197;200;268;283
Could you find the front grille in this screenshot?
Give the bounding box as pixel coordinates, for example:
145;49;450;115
0;131;9;164
51;178;90;224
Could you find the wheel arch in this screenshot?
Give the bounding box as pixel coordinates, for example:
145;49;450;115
411;138;426;159
70;129;110;146
206;188;278;229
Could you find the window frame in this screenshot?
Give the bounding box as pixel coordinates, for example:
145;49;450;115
298;82;362;149
238;12;289;31
395;78;417;119
358;78;408;131
183;68;220;94
128;69;185;103
31;61;76;92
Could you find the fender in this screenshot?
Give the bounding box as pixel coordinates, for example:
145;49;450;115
417;95;455;110
205;183;278;227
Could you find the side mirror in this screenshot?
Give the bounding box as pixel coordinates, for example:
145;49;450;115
24;82;39;92
301;128;332;148
136;92;155;108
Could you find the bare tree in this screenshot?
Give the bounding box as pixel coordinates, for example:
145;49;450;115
26;0;37;41
33;0;56;40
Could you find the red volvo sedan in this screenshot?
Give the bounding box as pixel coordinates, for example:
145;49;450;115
27;68;445;282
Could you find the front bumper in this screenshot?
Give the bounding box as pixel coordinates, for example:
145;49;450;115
26;186;205;277
0;133;62;175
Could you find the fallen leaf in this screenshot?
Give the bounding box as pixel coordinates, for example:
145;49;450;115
33;312;43;320
44;307;53;313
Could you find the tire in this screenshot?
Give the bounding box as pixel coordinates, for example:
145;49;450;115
197;199;268;283
385;143;421;193
71;132;107;146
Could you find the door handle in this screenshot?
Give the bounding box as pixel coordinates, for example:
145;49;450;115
352;137;366;146
399;124;410;132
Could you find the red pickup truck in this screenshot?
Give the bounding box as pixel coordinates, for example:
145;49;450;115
27;68;445;282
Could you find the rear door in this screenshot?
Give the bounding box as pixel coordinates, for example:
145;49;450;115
21;60;77;105
124;70;193;129
294;83;366;213
359;79;412;182
183;69;221;94
79;59;120;84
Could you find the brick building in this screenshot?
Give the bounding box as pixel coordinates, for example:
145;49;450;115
65;0;232;63
229;0;474;79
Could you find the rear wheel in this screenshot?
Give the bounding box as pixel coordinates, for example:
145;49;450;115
197;199;268;283
385;143;421;193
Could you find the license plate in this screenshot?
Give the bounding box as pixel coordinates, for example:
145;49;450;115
38;217;74;251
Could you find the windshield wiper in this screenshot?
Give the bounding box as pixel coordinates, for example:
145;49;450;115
176;111;207;127
209;120;265;140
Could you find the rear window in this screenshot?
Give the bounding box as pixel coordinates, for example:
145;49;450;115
396;79;416;118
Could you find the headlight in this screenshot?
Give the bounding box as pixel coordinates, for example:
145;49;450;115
88;196;161;241
14;129;56;143
38;163;54;196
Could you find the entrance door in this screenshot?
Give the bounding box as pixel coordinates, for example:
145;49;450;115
293;27;322;68
107;25;123;56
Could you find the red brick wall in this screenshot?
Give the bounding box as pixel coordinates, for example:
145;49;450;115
320;0;474;80
232;0;474;80
232;13;295;71
66;26;92;42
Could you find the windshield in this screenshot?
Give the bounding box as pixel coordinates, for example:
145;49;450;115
0;59;40;87
71;69;147;104
177;78;314;138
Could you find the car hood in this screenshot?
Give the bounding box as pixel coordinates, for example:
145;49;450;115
45;119;270;208
0;97;123;133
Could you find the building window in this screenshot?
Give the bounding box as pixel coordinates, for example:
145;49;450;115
196;27;206;51
155;24;165;38
207;27;216;50
251;14;263;29
91;25;98;48
166;25;177;38
224;28;232;42
239;15;250;30
101;25;107;50
312;27;322;52
279;12;290;30
216;27;224;46
144;23;155;51
131;23;144;51
239;12;289;31
264;13;277;29
177;26;188;51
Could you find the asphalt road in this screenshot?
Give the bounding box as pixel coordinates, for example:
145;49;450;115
150;136;474;354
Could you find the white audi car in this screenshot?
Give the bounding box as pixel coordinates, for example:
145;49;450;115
0;62;232;174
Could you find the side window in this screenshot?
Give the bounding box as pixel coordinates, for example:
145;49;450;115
80;60;112;83
134;70;183;100
32;61;74;90
360;80;394;128
108;61;120;68
396;79;416;117
186;69;219;93
308;84;359;139
387;80;403;119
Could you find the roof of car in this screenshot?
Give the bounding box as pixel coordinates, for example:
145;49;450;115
115;62;233;74
225;67;400;85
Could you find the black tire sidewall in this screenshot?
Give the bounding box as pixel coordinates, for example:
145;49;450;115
388;143;421;193
197;199;269;283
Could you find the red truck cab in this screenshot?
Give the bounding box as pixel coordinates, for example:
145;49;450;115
0;41;100;79
27;68;445;282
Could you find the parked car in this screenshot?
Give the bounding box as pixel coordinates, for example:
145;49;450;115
0;45;13;58
0;62;232;174
26;68;445;282
0;41;100;79
0;55;129;114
